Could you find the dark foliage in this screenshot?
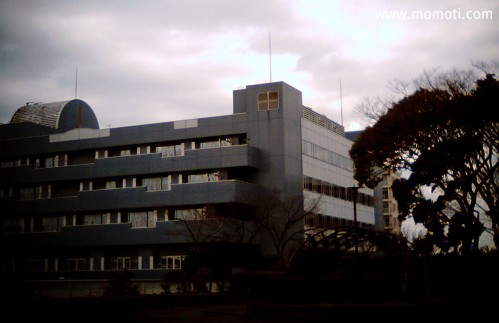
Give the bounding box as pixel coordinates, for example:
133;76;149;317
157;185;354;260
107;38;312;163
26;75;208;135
102;270;140;297
350;73;499;252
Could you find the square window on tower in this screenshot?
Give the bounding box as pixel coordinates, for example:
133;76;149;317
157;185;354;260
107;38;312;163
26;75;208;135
258;91;279;111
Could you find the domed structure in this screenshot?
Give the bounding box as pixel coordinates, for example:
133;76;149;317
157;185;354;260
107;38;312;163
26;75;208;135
10;99;99;132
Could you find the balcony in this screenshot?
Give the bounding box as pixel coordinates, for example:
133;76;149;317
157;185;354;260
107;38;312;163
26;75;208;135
0;145;259;184
3;180;260;215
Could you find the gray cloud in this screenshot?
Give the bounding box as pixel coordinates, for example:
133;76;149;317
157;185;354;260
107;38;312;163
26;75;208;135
1;0;497;131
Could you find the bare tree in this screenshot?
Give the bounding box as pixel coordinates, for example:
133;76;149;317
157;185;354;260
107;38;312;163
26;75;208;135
175;207;223;254
174;191;322;271
355;62;497;126
255;189;321;270
353;96;395;126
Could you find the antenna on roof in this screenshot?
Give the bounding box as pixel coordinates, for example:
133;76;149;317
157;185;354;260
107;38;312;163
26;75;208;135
75;66;78;99
269;31;272;83
340;79;344;126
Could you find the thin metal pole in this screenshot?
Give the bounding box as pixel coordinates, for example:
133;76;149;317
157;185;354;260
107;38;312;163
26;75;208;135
75;67;78;99
353;188;358;256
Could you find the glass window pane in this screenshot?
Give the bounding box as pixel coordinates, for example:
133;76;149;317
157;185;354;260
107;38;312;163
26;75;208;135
131;212;147;228
161;177;169;190
258;102;268;111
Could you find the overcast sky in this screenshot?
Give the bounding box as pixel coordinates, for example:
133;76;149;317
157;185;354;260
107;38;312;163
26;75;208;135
1;0;497;131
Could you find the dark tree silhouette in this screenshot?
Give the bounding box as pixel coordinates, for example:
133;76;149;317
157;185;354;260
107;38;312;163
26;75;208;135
350;71;499;253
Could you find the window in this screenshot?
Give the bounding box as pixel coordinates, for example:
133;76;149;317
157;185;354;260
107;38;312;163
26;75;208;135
130;211;156;228
200;140;220;149
45;157;54;168
188;172;221;183
120;213;129;223
382;175;389;187
258;91;279;111
42;217;59;232
383;215;391;227
302;140;353;171
20;188;35;200
120;149;131;156
130;212;147;228
105;181;117;189
383;201;390;214
144;177;169;191
302;176;373;207
383;188;389;200
65;215;75;226
123;178;135;188
25;259;43;272
110;212;120;224
96;150;107;159
84;214;102;225
54;154;68;167
175;208;206;221
188;174;207;183
171;174;180;185
0;160;15;168
138;145;149;155
110;257;139;270
305;213;317;227
102;213;110;224
157;209;168;222
68;258;86;271
115;257;131;270
0;187;13;197
157;144;183;157
80;181;92;191
159;256;184;270
2;218;24;233
35;185;51;199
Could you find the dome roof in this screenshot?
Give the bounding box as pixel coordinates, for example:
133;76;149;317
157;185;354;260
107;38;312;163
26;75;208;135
10;99;99;131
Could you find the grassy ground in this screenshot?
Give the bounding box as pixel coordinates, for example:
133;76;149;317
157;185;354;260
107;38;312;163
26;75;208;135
10;294;484;323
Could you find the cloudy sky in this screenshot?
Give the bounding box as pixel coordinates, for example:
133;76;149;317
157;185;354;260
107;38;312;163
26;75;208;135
1;0;497;130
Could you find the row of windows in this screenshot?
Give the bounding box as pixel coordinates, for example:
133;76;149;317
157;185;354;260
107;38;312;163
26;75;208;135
302;140;353;171
383;214;399;229
0;135;246;169
4;170;227;201
303;176;374;207
5;255;185;273
383;187;390;199
305;213;373;229
383;201;398;215
1;207;211;233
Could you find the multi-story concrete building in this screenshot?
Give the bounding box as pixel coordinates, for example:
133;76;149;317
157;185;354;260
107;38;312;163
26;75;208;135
379;171;401;235
1;81;374;296
345;131;401;235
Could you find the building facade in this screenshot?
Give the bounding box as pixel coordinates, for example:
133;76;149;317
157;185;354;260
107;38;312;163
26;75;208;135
345;131;401;235
0;82;374;296
378;171;401;235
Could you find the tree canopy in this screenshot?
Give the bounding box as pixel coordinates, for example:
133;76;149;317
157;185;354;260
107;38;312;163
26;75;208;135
350;72;499;253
